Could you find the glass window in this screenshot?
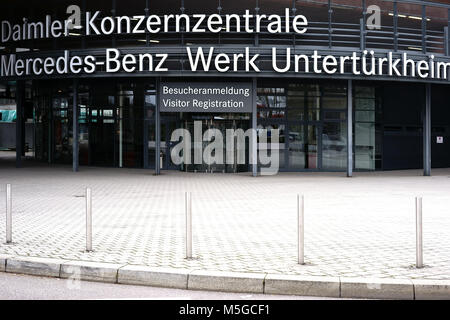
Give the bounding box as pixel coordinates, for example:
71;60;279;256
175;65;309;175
287;96;305;120
355;122;375;170
322;121;347;170
354;85;377;170
306;125;318;169
355;110;375;122
355;86;374;97
323;84;347;96
288;124;305;169
306;84;321;96
257;95;286;109
287;124;318;170
324;110;346;121
257;109;286;119
307;97;320;121
355;98;375;110
257;123;285;169
288;83;305;96
322;96;347;109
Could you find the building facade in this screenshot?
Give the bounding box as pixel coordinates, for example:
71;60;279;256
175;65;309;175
1;0;450;175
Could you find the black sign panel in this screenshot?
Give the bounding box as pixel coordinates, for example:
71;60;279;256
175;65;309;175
159;82;252;113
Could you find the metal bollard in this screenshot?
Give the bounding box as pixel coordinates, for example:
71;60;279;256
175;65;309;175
6;184;12;244
415;196;423;268
185;192;192;259
86;188;92;252
297;194;305;264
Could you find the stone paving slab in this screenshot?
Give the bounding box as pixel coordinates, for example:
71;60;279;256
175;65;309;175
0;162;450;283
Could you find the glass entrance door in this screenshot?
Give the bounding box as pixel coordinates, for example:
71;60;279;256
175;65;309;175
88;107;115;167
287;123;318;169
283;82;347;171
161;116;180;170
181;116;250;173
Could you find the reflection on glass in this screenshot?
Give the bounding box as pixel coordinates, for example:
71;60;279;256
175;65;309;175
307;97;320;121
257;109;285;119
181;115;250;173
52;97;72;164
354;86;377;170
257;123;285;169
257;95;286;109
322;122;347;170
287;96;304;120
355;122;375;170
322;96;347;109
287;124;318;170
288;124;305;169
287;83;305;96
306;125;318;169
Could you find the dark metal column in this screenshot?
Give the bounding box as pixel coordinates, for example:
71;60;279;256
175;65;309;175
421;4;427;54
424;84;431;176
15;81;25;168
72;79;79;172
360;0;366;50
422;6;427;53
143;117;149;169
252;77;257;177
448;8;450;56
393;1;398;51
347;79;353;177
155;77;161;175
327;0;332;48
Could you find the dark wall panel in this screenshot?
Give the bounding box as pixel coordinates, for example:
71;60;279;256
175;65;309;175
431;84;450;168
383;135;422;170
382;83;423;126
382;83;424;170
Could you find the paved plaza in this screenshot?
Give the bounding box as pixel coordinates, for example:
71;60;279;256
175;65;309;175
0;151;450;280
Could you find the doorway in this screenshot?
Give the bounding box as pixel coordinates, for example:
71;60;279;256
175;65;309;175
163;114;251;173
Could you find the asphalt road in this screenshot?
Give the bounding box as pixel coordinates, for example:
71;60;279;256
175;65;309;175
0;272;342;300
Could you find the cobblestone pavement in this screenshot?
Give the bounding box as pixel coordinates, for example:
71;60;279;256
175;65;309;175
1;154;450;280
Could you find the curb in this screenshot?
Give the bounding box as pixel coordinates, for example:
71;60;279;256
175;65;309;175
188;270;266;293
1;255;450;300
118;265;191;289
265;274;340;298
